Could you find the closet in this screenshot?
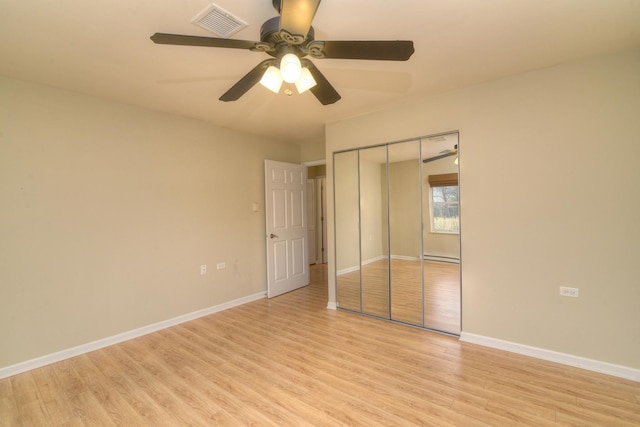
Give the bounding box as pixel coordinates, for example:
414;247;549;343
333;132;461;335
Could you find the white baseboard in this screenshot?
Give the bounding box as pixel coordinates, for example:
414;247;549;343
338;255;449;274
423;255;460;263
460;332;640;382
390;255;421;262
326;302;337;310
337;255;386;276
336;265;359;276
0;292;266;380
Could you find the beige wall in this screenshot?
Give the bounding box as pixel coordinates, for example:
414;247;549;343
300;137;325;164
326;49;640;369
388;159;422;259
334;151;359;272
359;156;385;262
0;76;299;369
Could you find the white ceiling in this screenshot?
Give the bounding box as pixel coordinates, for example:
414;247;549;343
1;1;638;144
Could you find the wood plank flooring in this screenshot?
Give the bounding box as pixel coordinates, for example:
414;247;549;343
2;264;639;426
337;259;461;334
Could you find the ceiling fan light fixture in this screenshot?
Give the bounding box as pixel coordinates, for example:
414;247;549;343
295;67;317;94
280;53;302;83
260;65;283;93
152;0;414;105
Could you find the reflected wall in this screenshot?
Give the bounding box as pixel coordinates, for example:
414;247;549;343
388;141;423;326
334;150;360;311
359;146;389;318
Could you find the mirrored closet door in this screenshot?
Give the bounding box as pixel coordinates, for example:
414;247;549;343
334;132;461;335
359;145;389;318
334;150;361;312
421;135;461;333
388;140;423;326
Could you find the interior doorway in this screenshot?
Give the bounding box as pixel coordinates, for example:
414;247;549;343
307;164;328;265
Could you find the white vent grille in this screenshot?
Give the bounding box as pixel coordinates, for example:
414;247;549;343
192;3;248;38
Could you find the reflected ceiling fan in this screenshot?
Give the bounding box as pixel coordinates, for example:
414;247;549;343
423;145;458;163
151;0;415;105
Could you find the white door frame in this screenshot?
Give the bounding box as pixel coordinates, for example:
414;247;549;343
316;177;328;263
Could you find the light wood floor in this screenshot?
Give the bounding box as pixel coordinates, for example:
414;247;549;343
337;259;460;334
2;264;639;426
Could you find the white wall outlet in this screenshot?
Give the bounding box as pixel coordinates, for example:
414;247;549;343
560;286;579;298
200;264;207;275
217;262;226;269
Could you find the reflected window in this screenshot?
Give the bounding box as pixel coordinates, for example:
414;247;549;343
428;173;459;233
431;186;459;233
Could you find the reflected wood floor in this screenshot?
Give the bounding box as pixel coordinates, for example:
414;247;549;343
337;259;460;333
2;264;639;426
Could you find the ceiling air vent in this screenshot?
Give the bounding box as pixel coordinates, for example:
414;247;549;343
192;3;248;38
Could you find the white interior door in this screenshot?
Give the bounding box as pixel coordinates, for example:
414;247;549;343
265;160;309;298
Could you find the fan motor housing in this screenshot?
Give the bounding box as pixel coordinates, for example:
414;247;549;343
260;16;315;58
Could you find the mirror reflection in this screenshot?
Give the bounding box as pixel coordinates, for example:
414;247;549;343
333;132;460;335
359;145;389;318
388;140;423;325
334;150;361;311
422;134;460;334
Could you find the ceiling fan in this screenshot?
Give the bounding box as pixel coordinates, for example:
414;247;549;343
423;145;458;163
151;0;415;105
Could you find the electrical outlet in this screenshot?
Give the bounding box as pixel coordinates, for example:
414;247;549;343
200;265;207;275
217;262;226;270
560;286;579;298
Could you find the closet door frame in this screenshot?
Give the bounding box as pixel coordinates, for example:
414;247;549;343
333;131;461;336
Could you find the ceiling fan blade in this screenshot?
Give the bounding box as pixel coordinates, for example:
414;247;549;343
151;33;265;51
423;151;457;163
302;60;340;105
219;60;275;102
308;40;415;61
279;0;321;44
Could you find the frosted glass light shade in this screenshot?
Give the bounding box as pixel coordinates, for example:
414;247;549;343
260;66;283;93
280;53;302;83
295;67;317;94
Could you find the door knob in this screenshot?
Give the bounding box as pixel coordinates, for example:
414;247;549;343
269;233;279;239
